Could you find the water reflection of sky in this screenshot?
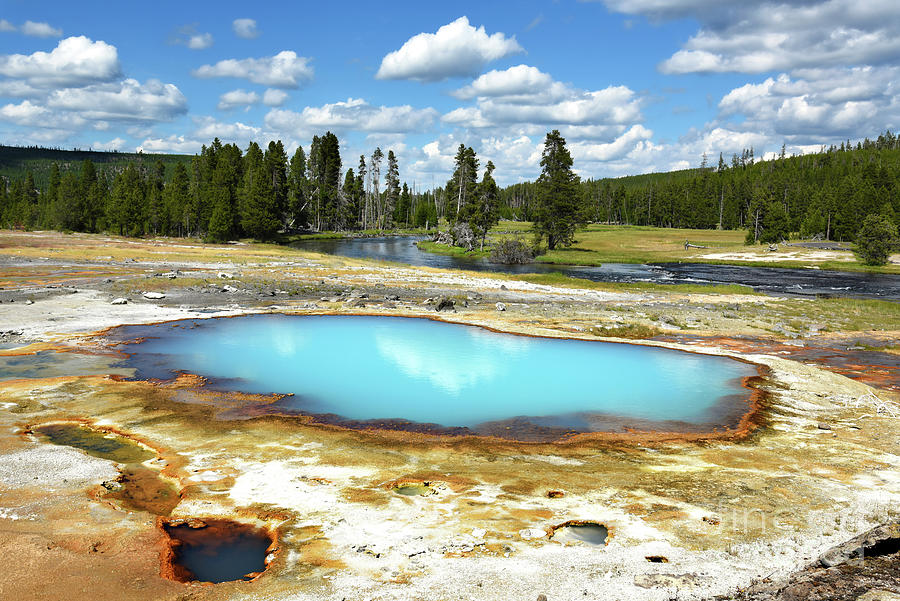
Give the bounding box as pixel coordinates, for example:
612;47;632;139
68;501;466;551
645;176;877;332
121;315;756;429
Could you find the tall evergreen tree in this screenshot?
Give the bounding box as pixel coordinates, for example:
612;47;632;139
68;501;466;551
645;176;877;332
383;150;400;228
239;142;279;240
368;147;383;230
446;145;478;221
316;132;342;230
287;146;309;229
109;164;144;236
471;161;500;250
265;140;288;227
533;130;581;250
394;182;411;226
166;162;191;236
356;155;368;228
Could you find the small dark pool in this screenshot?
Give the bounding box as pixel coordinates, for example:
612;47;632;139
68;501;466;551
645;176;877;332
163;520;274;583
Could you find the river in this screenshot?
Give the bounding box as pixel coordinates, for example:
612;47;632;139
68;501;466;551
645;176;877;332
292;236;900;300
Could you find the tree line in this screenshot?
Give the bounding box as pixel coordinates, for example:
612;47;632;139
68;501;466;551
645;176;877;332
500;131;900;244
2;130;900;245
0;134;440;241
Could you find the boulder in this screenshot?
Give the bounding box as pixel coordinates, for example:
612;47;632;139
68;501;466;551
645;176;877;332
495;302;507;312
110;298;128;305
142;292;165;300
435;297;455;312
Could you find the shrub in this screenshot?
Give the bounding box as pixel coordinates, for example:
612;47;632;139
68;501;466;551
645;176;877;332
854;214;898;266
489;238;534;264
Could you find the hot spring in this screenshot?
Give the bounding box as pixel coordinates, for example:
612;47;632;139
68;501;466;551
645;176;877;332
110;315;760;439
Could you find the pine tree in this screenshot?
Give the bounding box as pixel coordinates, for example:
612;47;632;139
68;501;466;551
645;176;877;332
384;150;399;228
369;147;383;230
446;145;478;221
316;132;342;230
166;163;191;236
356;155;367;229
147;160;166;235
459;161;500;250
109;164;144;236
239;142;279;240
265;140;288;228
287;146;309;229
394;182;411;226
533;130;581;250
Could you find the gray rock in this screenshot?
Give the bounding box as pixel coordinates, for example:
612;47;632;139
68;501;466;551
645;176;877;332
218;272;234;279
435;297;455;312
496;302;507;312
222;285;237;293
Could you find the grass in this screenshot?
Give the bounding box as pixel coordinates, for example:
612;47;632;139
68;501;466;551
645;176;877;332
417;221;900;274
770;297;900;331
588;324;663;339
534;224;747;266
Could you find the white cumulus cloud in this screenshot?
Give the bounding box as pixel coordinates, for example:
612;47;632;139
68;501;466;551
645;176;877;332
193;51;313;88
262;88;288;107
443;66;643;137
452;65;555;100
599;0;900;75
717;67;900;139
21;21;62;38
376;16;523;82
265;98;438;136
46;78;188;123
0;20;15;33
0;99;50;126
218;88;260;110
0;36;121;89
188;33;213;50
233;18;260;39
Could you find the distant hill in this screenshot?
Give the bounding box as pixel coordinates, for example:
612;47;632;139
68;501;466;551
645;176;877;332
0;145;194;187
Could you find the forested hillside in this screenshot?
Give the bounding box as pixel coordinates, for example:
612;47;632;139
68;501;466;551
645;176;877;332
0;137;437;241
0;145;192;189
2;131;899;244
502;132;900;243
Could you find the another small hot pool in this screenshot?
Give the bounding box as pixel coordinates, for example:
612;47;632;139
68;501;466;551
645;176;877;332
162;520;273;583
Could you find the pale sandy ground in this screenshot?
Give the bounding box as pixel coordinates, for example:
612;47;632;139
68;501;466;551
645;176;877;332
697;249;900;264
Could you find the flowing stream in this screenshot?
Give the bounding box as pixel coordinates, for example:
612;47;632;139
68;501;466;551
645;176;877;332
292;236;900;299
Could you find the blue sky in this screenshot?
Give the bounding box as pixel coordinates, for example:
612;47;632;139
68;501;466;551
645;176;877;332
1;0;898;186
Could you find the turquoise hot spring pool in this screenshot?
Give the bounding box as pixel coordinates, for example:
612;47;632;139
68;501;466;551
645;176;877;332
110;315;760;439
